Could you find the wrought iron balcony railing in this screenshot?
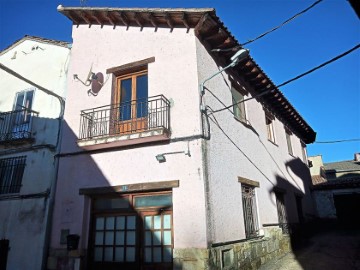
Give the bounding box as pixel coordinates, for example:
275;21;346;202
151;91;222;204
0;108;38;143
79;95;170;140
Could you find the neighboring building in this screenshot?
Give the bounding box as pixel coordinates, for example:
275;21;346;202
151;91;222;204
48;6;316;270
0;36;70;270
309;153;360;225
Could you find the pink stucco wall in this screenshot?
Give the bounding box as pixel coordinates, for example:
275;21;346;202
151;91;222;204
51;25;209;251
195;38;315;243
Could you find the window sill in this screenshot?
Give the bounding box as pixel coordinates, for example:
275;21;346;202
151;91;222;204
268;139;278;147
234;116;252;128
77;127;170;150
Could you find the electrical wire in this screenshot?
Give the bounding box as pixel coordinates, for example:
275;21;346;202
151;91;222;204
210;43;360;114
315;139;360;144
212;0;323;52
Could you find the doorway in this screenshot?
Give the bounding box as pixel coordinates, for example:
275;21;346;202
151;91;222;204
89;192;173;270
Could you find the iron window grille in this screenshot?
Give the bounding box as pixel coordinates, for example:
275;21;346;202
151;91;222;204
275;192;289;234
241;185;259;238
0;156;26;194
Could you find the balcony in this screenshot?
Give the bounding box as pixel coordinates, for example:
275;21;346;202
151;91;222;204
0;108;38;145
78;95;171;150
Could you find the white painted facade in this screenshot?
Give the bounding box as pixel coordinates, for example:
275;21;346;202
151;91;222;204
0;37;70;270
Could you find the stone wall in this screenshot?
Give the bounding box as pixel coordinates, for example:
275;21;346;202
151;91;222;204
174;227;291;270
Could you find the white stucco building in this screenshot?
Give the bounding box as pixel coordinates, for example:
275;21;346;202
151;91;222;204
49;6;316;270
0;36;70;270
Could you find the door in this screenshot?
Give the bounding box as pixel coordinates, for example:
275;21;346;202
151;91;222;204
89;193;173;270
11;90;34;138
142;212;173;270
113;70;148;134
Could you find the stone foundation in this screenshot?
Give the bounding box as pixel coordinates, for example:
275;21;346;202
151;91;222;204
174;227;291;270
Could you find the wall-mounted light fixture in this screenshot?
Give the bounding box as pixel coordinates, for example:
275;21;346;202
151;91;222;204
155;142;191;163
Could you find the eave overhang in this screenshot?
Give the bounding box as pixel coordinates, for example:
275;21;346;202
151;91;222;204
58;5;316;144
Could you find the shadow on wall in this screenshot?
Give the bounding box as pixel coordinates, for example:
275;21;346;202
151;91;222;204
50;120;179;270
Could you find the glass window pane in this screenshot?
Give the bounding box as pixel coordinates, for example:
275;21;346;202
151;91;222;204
95;198;129;210
163;247;172;262
95;232;103;245
115;231;125;245
106;217;115;230
153;231;161;245
154;247;162;262
25;90;34;110
104;247;113;262
15;92;25;110
145;248;152;262
126;247;135;262
120;78;132;121
126;231;136;245
116;216;125;230
136;74;148;118
96;217;104;230
94;247;103;262
145;231;152;246
105;232;114;245
127;216;136;229
134;195;172;208
163;231;172;245
145;216;152;229
163;215;171;229
154;215;161;230
115;247;124;262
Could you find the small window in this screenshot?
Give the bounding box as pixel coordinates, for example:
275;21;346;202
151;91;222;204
285;128;293;155
0;156;26;194
301;143;307;163
231;87;246;122
241;184;259;238
265;114;275;143
13;89;34;123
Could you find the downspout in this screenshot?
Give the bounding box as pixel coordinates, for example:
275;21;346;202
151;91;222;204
0;62;67;270
197;49;249;249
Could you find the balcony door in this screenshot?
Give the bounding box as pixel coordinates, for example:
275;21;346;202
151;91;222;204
113;70;148;134
12;90;34;138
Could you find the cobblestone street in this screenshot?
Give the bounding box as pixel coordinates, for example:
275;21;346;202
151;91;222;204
259;228;360;270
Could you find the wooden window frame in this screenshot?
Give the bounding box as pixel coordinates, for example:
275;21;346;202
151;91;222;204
265;113;276;143
231;86;247;123
285;128;293;156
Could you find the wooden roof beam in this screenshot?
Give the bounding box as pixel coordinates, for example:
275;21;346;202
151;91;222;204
90;11;103;26
106;12;116;28
134;13;144;30
80;12;92;27
194;13;209;36
66;12;80;25
148;13;158;30
181;12;190;32
118;12;129;28
165;13;174;32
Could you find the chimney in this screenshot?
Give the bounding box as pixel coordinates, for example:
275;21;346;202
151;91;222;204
355;153;360;161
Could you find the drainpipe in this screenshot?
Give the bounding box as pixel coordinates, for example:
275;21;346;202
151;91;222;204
0;62;67;270
198;49;249;247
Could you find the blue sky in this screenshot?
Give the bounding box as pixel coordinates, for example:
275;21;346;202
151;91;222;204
0;0;359;162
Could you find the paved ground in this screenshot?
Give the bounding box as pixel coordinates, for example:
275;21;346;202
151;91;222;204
259;228;360;270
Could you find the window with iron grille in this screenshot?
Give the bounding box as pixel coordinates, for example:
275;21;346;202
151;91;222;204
0;156;26;194
241;184;259;238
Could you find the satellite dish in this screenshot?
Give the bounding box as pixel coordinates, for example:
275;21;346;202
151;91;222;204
90;72;104;95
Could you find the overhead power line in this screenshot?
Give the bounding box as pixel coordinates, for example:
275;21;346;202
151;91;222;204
210;43;360;114
315;139;360;144
213;0;323;52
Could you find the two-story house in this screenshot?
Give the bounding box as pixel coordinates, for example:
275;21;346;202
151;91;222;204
49;6;316;270
0;36;70;270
